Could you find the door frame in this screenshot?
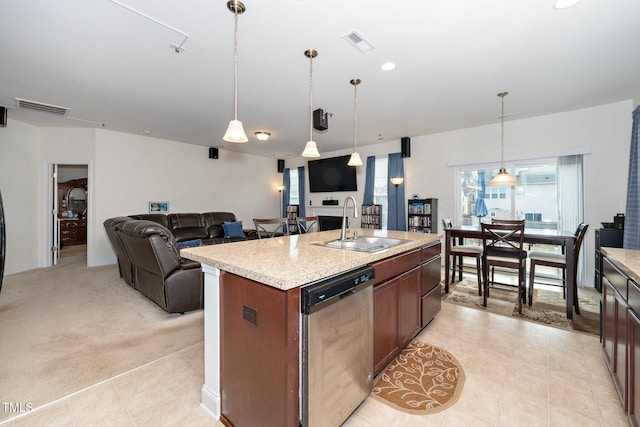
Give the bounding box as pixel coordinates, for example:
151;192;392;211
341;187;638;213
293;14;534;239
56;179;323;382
44;162;92;267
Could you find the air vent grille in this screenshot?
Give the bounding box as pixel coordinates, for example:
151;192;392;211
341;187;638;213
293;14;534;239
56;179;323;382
15;98;70;116
342;30;375;53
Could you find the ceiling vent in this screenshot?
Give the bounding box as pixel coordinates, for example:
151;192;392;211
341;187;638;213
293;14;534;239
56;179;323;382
342;30;375;53
15;98;70;116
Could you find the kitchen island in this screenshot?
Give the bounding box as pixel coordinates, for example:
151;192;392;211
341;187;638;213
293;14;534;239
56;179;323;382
181;228;441;426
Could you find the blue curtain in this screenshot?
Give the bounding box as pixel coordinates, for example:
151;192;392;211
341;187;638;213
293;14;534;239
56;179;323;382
282;168;290;218
363;156;375;205
474;170;488;219
387;153;406;230
298;166;306;217
624;105;640;249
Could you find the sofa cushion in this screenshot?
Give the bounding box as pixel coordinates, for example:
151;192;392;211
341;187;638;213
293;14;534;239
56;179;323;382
202;212;237;238
222;221;246;238
177;239;203;249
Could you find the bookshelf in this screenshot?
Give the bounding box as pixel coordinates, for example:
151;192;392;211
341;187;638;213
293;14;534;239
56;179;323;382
361;204;382;229
407;198;438;233
286;204;299;234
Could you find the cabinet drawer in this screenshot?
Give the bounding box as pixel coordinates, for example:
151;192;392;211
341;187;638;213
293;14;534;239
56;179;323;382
421;242;441;262
421;285;441;327
373;249;421;285
604;257;628;300
421;256;441;295
630;279;640;315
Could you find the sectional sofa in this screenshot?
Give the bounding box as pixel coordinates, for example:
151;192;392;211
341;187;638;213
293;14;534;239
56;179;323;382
103;212;256;313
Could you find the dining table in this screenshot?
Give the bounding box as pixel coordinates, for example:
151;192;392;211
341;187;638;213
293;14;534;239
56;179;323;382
444;225;578;319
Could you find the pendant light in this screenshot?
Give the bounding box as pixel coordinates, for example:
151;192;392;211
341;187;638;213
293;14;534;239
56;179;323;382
301;49;320;158
347;78;363;167
488;92;518;187
222;0;248;143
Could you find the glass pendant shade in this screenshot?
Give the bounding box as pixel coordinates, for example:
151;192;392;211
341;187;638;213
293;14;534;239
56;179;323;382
487;91;518;187
223;119;248;143
223;1;247;143
348;152;363;166
488;167;518;186
302;140;320;158
302;49;320;158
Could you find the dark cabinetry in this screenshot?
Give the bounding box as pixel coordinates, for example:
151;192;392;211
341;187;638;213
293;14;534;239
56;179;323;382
602;254;640;425
408;198;438;233
595;228;623;292
58;178;87;246
372;242;441;375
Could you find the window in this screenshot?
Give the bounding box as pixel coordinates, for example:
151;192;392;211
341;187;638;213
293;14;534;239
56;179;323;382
459;156;584;232
289;168;299;206
373;157;389;229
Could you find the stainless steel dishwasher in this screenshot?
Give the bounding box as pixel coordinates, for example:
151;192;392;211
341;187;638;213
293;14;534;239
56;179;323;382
300;265;375;427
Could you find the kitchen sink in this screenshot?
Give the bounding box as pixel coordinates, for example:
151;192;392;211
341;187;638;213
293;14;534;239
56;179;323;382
321;236;412;253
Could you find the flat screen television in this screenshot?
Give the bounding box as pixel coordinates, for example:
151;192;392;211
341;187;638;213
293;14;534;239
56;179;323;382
308;155;358;193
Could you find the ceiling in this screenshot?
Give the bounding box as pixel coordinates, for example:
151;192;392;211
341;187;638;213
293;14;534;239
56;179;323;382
1;0;639;159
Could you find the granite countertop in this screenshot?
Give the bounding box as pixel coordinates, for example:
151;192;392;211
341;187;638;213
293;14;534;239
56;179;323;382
602;247;640;284
181;228;442;291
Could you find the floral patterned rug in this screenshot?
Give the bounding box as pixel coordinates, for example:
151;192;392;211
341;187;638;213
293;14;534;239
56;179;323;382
372;341;465;414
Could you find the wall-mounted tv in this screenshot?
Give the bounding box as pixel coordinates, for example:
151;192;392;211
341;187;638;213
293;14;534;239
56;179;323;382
308;155;358;193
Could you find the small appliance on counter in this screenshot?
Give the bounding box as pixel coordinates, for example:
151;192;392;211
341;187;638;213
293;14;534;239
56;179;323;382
602;213;625;230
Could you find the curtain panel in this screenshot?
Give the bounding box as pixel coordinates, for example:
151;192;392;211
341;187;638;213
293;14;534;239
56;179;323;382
387;153;406;230
282;168;290;218
298;166;306;217
625;105;640;249
363;156;376;206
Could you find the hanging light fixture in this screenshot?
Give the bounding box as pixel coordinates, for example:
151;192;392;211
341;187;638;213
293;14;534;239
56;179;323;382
347;78;363;167
488;92;518;187
254;131;270;142
222;0;248;143
301;49;320;158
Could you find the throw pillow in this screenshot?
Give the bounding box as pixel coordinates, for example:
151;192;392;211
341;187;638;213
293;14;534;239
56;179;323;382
222;221;246;238
177;239;203;249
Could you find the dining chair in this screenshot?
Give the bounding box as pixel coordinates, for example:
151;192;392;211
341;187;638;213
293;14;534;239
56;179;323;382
296;216;320;234
528;223;589;312
442;218;483;295
253;218;289;239
481;220;527;314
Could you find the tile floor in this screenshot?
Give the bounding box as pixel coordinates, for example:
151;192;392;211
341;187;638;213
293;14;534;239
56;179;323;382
3;300;628;426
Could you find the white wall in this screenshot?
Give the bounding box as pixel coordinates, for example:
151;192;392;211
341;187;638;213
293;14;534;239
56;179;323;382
1;124;280;275
0;119;42;274
288;100;634;287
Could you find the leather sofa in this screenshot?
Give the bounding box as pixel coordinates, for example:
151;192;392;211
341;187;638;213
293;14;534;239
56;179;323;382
128;212;256;244
103;212;257;312
115;220;203;313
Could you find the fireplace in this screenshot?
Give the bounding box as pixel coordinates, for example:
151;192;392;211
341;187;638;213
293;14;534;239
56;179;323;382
318;216;342;231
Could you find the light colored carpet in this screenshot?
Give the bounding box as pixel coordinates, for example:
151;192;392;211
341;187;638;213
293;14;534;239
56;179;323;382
372;341;465;414
0;246;203;423
442;278;600;335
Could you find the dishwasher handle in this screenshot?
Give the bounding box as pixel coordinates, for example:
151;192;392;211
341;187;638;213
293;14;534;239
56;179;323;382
301;265;374;315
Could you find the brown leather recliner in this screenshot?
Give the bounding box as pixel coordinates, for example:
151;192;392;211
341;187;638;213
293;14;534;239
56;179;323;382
167;213;209;242
117;220;203;313
103;217;135;287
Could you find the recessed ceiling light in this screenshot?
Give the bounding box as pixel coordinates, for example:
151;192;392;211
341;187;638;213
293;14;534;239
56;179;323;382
381;62;396;71
143;130;151;135
554;0;583;9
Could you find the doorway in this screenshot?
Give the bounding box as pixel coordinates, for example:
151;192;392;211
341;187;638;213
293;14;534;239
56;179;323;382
49;164;88;266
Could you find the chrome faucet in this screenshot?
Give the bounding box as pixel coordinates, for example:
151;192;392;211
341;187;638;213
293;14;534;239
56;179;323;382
340;196;359;241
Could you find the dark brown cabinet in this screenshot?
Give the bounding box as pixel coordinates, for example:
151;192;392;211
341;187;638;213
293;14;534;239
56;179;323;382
58;178;87;246
601;253;640;424
60;219;86;246
372;242;441;375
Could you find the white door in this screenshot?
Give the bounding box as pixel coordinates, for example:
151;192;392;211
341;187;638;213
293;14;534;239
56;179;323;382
51;164;59;266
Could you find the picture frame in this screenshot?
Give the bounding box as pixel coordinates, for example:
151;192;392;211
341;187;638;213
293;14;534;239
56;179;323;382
149;201;169;213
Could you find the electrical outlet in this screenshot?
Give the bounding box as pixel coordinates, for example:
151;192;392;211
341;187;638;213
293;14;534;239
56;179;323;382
242;305;257;326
